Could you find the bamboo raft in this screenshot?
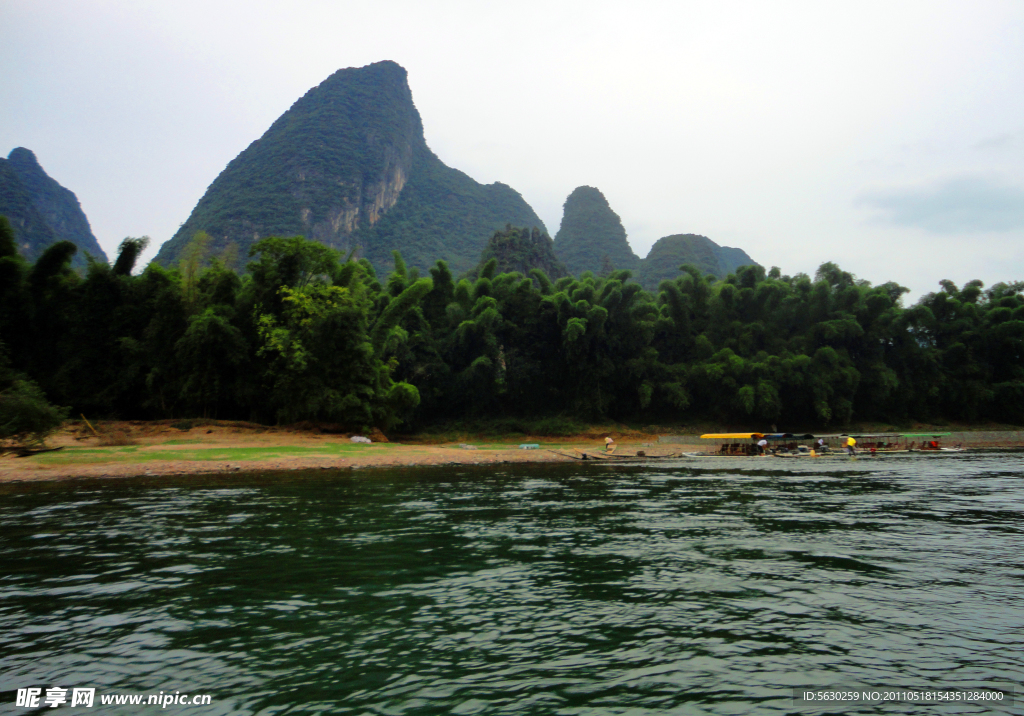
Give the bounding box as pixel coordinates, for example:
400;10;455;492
549;448;685;462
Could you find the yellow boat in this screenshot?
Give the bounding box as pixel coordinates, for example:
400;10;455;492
699;433;764;440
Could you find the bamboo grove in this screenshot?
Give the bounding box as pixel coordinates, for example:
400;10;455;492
3;217;1024;435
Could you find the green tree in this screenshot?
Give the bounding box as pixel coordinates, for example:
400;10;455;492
176;307;248;417
0;342;68;447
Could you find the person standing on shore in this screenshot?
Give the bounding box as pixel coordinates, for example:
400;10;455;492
846;436;857;455
604;436;617;453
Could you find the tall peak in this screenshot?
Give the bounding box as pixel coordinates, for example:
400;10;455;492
154;61;426;266
8;147;42;170
155;61;543;275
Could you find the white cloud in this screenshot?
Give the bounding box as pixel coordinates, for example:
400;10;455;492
973;133;1015;151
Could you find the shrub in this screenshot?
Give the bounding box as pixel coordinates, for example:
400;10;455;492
0;378;69;447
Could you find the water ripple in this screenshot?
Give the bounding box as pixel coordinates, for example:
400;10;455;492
1;454;1022;714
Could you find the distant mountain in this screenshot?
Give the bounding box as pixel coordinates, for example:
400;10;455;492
639;233;758;289
553;186;640;276
0;159;58;263
714;244;760;276
473;225;567;279
154;61;545;276
551;186;758;288
0;148;107;267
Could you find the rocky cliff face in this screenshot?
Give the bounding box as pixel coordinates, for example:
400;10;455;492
553;186;640;276
0;148;108;267
298;158;408;246
155;61;544;275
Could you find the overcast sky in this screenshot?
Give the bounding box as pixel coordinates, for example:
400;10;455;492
3;0;1023;300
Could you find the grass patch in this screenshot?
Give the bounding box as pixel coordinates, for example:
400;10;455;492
28;442;399;467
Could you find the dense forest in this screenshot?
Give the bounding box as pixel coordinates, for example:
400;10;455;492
3;216;1024;441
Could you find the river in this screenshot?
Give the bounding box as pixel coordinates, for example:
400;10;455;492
1;453;1022;714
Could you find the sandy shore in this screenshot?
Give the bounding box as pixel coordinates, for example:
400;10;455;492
0;421;664;483
0;448;573;482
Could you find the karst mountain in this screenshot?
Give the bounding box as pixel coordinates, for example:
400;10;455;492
154;61;545;275
553;186;640;276
0;63;760;284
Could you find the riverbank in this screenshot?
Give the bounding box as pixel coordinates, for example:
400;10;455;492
4;419;1023;483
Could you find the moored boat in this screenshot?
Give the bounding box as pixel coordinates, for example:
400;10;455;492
901;433;965;452
788;432;966;455
686;431;967;458
687;433;773;457
816;433;904;455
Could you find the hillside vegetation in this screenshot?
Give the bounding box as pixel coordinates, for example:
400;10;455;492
472;225;567;280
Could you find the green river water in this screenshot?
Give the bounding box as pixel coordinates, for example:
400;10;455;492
1;453;1022;714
